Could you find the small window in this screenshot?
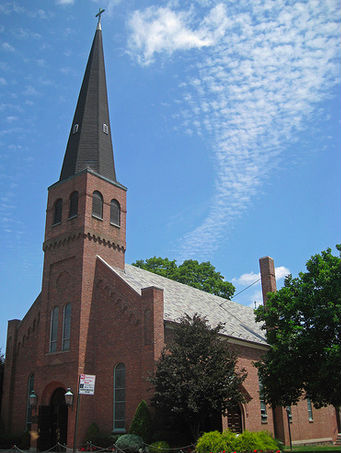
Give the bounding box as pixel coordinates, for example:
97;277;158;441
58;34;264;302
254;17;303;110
73;123;79;134
62;304;71;351
113;363;126;432
110;199;121;226
53;198;63;225
49;306;59;353
103;123;109;134
69;191;78;218
92;191;103;219
307;398;313;421
259;377;268;423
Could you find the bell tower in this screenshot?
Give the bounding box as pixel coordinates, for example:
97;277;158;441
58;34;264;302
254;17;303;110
39;16;126;371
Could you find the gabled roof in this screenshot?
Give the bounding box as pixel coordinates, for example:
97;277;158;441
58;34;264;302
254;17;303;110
60;24;116;182
100;258;267;346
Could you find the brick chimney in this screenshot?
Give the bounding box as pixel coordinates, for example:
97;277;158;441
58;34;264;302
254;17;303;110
259;256;277;305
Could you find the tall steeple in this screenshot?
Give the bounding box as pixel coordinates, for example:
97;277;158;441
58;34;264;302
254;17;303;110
60;14;116;182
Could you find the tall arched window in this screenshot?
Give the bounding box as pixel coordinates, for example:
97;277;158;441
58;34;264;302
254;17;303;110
53;199;63;225
110;199;121;226
62;303;71;351
26;374;34;431
69;191;78;218
92;191;103;219
113;363;126;432
49;306;59;352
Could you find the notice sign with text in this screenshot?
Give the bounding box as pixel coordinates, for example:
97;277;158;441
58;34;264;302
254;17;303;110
79;374;96;395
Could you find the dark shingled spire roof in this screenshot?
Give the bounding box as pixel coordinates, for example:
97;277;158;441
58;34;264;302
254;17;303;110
60;22;116;182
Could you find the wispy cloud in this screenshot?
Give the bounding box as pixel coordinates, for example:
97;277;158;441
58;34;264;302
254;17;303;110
2;42;15;52
56;0;74;4
127;5;229;65
233;266;290;286
128;0;340;260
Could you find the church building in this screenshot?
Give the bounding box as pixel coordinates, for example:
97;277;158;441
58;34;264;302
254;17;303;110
1;16;339;451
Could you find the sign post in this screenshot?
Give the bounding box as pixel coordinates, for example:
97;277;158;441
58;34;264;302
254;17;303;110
73;375;96;452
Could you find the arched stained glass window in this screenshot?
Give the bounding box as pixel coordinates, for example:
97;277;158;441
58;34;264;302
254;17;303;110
92;191;103;219
49;306;59;352
53;199;63;225
113;363;126;432
62;303;71;351
110;199;120;227
69;191;78;218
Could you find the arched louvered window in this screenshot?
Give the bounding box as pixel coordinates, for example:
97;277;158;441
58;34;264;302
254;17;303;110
110;199;121;227
49;306;59;353
53;199;63;225
113;363;126;432
26;374;34;431
92;191;103;219
62;303;71;351
69;191;78;218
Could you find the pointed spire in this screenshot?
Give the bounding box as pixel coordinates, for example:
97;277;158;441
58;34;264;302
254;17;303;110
60;15;116;182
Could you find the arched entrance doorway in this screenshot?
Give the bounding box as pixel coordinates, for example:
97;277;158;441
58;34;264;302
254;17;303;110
227;404;244;433
38;388;68;450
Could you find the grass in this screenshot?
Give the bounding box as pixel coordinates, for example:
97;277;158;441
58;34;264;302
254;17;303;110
284;446;340;452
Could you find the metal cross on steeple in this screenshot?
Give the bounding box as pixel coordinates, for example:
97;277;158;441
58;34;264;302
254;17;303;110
96;8;105;30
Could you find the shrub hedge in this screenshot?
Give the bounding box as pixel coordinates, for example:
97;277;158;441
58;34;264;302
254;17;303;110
196;430;280;453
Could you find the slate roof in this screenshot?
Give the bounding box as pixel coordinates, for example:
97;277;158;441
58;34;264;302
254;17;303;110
102;259;267;346
60;24;116;182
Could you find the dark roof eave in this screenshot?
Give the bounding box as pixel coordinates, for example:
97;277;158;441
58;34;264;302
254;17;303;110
48;168;127;191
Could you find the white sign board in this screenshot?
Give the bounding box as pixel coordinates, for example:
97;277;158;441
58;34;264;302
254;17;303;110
79;374;96;395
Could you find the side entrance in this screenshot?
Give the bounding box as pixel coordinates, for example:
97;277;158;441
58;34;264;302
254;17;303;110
38;388;68;451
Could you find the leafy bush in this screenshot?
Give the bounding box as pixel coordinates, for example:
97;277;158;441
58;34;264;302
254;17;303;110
129;400;152;442
253;431;280;451
196;431;228;453
115;434;145;453
196;430;280;453
84;423;117;448
85;423;100;442
221;430;238;450
149;440;170;453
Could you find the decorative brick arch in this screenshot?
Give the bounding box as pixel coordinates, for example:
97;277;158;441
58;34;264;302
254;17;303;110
40;381;66;406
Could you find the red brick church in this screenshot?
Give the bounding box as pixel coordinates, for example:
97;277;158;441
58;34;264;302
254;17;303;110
1;16;339;450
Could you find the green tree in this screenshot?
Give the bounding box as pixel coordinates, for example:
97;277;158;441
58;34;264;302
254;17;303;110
255;245;341;428
150;314;247;440
129;400;152;442
132;257;235;299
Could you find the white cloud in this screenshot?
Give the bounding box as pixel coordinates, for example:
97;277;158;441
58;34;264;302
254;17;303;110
127;4;230;65
275;266;290;280
2;42;15;52
234;266;290;286
23;85;39;96
127;1;340;259
0;77;7;85
56;0;74;4
233;271;259;286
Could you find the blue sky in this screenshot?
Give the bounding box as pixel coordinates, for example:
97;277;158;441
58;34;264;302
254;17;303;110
0;0;340;351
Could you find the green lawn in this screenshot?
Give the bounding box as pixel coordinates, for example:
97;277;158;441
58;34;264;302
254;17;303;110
284;446;340;452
